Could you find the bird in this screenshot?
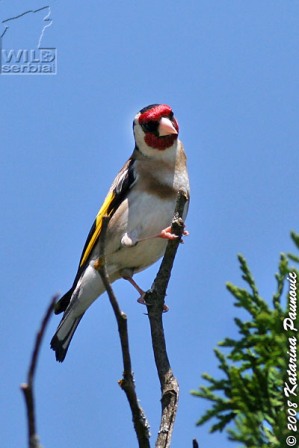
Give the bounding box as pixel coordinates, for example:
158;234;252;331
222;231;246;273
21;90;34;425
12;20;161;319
50;104;190;362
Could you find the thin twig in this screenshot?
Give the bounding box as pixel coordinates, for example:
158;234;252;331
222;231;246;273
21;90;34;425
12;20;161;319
144;190;188;448
21;295;57;448
95;216;151;448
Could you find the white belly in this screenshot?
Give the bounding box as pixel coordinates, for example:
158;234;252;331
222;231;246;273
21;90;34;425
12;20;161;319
105;192;176;274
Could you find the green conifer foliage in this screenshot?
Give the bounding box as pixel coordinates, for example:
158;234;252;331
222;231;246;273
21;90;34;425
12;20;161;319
192;232;299;447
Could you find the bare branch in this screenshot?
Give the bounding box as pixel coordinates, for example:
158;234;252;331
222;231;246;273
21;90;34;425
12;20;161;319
21;295;57;448
95;216;151;448
94;189;188;447
144;190;188;448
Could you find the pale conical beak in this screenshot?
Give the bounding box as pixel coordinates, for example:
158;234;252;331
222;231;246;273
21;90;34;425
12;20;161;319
158;117;178;136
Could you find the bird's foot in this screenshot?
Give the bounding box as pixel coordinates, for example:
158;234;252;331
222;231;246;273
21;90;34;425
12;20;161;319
123;273;170;312
158;226;189;241
137;294;147;305
121;226;189;246
137;294;169;312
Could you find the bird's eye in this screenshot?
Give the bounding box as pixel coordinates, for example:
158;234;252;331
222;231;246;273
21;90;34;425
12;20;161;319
142;120;158;133
169;111;174;120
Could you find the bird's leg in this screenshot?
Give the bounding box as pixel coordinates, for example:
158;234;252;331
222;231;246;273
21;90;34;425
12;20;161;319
155;226;189;241
135;226;189;244
124;276;147;304
121;226;189;247
122;274;169;312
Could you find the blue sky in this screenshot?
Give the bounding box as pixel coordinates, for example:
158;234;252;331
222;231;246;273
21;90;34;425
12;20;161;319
1;1;299;447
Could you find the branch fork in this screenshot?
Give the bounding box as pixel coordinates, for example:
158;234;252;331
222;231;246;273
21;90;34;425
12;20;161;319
97;190;188;448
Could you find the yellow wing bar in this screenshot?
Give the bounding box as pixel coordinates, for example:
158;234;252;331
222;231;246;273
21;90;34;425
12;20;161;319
79;190;115;267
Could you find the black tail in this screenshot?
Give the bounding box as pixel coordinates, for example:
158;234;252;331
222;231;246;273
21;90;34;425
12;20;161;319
50;313;83;362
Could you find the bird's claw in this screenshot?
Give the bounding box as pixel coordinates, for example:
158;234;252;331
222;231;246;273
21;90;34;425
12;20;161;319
159;226;189;241
137;295;169;312
137;295;147;305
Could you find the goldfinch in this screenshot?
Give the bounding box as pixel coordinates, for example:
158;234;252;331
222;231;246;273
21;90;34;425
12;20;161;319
51;104;190;362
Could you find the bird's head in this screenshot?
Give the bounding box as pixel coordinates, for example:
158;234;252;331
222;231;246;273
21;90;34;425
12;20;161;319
133;104;179;156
